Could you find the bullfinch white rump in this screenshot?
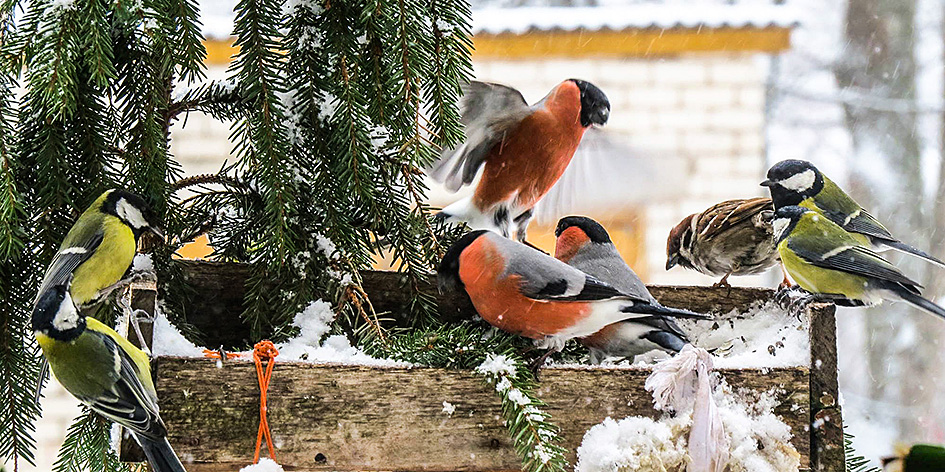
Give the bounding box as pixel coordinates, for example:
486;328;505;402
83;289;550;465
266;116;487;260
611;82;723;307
431;80;610;242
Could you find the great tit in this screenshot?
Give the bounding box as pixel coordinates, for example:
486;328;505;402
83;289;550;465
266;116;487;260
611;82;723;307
665;197;783;287
32;283;185;472
554;216;690;364
762;159;945;268
882;443;945;471
773;205;945;320
34;189;163;311
431;79;609;242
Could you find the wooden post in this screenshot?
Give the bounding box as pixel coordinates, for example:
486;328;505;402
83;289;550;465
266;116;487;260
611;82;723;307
808;302;843;471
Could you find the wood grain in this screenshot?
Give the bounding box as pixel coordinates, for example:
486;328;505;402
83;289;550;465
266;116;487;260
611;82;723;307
153;359;810;472
168;261;775;349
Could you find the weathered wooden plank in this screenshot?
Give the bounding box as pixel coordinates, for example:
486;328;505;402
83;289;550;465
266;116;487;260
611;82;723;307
808;302;843;471
153;359;810;472
170;261;775;349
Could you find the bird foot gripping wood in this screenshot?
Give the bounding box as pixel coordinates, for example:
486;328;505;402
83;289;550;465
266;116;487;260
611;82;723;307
528;349;555;380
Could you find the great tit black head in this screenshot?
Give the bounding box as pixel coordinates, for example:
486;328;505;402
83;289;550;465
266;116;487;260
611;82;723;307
761;159;824;208
555;216;612;244
570;79;610;127
32;284;85;341
103;190;164;240
771;205;808;242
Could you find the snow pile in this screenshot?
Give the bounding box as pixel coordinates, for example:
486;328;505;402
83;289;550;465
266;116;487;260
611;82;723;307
239;458;284;472
577;347;800;472
576;385;799;472
132;254;154;272
152;310;206;357
576;416;689;472
277;300;413;367
151;300;411;367
441;401;456;416
676;300;810;369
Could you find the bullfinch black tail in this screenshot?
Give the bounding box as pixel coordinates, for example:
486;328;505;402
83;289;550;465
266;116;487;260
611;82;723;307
882;239;945;269
136;435;187;472
893;288;945;321
643;330;688;353
623;303;710;320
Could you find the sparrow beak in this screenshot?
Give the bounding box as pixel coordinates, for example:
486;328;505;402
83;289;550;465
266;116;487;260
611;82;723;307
760;179;774;187
665;254;679;270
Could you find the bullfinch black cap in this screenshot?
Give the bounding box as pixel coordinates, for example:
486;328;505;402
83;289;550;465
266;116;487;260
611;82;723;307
555;216;612;244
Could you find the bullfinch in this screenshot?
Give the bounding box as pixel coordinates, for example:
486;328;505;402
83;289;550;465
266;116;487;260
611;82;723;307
437;230;708;369
763;159;944;268
774;205;945;320
431;80;610;242
554;216;690;364
665;197;783;287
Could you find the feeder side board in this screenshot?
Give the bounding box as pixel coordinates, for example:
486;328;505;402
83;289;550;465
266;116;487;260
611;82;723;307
144;360;811;472
170;261;776;348
809;302;843;471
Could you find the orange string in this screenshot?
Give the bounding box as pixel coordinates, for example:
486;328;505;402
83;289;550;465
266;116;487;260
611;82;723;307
202;349;241;360
252;340;279;464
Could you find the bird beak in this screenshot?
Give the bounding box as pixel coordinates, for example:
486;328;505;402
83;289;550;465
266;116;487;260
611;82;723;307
760;179;774;187
149;226;166;243
666;255;679;270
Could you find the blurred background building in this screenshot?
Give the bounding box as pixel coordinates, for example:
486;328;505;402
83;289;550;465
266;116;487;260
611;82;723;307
19;0;945;470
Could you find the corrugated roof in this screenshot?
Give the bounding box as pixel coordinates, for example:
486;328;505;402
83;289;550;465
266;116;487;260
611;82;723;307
472;4;800;35
199;1;799;40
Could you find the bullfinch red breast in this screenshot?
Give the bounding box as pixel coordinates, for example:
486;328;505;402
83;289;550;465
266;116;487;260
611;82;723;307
438;230;708;368
431;80;610;242
554;216;691;364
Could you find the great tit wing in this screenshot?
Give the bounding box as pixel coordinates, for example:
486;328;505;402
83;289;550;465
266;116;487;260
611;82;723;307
81;330;165;438
789;240;920;288
697;197;773;241
34;230;105;304
840;210;896;241
429;81;530;192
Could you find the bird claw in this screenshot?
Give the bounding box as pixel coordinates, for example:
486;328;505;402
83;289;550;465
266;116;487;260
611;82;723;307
774;285;814;319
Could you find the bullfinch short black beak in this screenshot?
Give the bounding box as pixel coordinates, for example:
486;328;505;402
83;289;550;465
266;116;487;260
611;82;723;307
760;179;774;187
666;254;679;270
590;106;609;126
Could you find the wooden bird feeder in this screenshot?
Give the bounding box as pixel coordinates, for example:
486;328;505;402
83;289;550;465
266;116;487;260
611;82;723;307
121;261;843;471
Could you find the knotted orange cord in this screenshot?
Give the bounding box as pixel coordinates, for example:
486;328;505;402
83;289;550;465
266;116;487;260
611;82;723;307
202;348;241;361
252;340;279;464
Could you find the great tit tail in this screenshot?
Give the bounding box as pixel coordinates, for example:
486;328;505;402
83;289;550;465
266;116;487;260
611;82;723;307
136;434;187;472
894;288;945;322
882;239;945;269
622;303;711;320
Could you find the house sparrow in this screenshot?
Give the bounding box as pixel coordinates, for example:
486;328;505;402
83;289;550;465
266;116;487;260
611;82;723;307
431;80;610;242
666;197;784;287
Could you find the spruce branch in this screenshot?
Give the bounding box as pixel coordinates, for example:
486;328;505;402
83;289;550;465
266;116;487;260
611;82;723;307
52;409;129;472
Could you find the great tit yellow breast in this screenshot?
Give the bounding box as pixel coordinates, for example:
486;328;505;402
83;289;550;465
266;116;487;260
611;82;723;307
778;240;872;300
36;329;117;399
70;216;137;305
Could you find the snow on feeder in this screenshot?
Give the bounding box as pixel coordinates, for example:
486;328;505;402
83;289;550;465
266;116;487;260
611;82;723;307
120;261;842;471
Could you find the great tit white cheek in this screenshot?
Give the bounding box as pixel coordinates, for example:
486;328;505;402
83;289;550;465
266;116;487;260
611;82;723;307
779;169;816;192
772;218;790;239
116;198;148;230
